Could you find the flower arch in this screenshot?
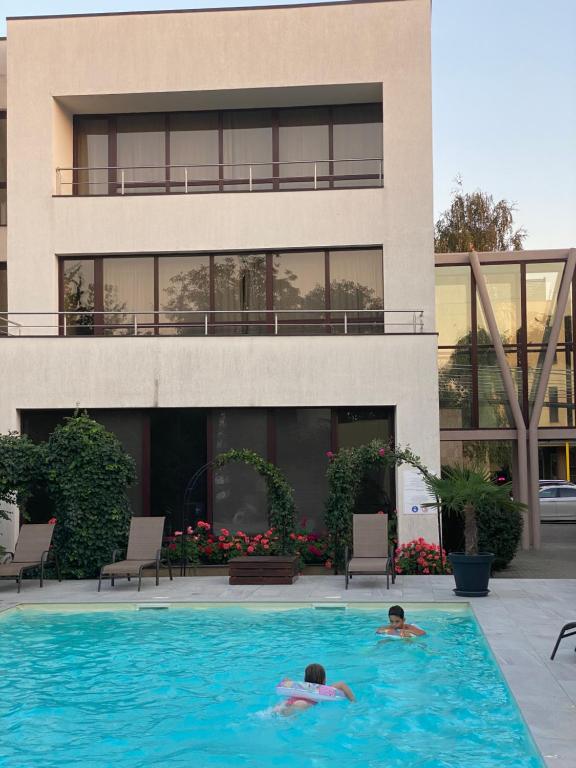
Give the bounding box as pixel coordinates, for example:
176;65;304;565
323;439;434;569
214;449;296;555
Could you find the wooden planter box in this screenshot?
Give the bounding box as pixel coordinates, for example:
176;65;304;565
229;555;299;585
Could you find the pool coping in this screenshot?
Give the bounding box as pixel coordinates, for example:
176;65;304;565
1;574;575;767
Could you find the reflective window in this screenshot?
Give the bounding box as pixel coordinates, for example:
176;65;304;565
222;110;273;190
103;257;154;334
117;115;165;193
528;348;575;427
539;487;557;499
278;108;330;189
526;262;572;345
213;253;267;334
75;118;109;195
477;264;522;346
158;255;210;336
435;266;471;346
337;407;395;516
273;251;325;333
329;249;383;333
477;345;513;428
169;112;219;192
557;487;576;498
0;115;5;184
332;104;383;187
0;264;6;334
438;347;473;429
212;409;268;533
276;408;331;531
62;260;95;335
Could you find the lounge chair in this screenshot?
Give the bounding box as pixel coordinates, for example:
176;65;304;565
0;523;61;593
98;516;172;592
550;622;576;660
345;513;394;590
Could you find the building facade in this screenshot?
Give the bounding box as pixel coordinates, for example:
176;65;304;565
0;0;441;550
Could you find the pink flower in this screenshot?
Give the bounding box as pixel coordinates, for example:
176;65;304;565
377;510;385;515
378;447;386;456
220;528;229;537
168;543;177;551
423;567;430;574
326;451;335;459
48;517;57;525
247;546;255;553
186;526;194;535
236;543;242;550
218;535;226;542
236;531;244;537
263;544;269;550
174;531;183;537
290;533;296;540
198;521;211;530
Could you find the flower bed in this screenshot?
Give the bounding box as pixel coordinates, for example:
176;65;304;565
163;521;333;570
395;538;450;575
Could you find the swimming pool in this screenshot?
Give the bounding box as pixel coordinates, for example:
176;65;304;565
0;603;543;768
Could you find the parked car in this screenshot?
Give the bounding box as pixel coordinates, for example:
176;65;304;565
539;479;569;487
539;483;576;522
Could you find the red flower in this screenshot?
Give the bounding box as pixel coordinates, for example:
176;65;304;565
377;510;385;515
186;526;194;535
247;546;255;553
168;543;177;551
48;517;57;525
326;451;335;459
174;531;183;537
218;535;226;542
220;528;230;537
378;447;386;457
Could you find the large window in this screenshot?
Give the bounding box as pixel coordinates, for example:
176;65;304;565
0;111;6;225
436;260;576;430
60;247;384;336
71;104;383;195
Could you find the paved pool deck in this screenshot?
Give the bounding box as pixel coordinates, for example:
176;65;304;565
1;574;575;767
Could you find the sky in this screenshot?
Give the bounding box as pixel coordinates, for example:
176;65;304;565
0;0;575;249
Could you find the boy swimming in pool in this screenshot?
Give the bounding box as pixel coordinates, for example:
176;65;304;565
277;663;355;715
376;605;426;637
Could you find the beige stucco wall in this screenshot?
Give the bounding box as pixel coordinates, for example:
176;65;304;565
1;1;439;551
0;333;440;550
6;0;434;326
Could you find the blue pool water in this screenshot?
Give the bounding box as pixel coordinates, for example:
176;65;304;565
0;604;543;768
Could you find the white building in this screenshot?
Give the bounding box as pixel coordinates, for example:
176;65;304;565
0;0;440;551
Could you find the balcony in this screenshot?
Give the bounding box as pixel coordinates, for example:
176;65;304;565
56;158;383;196
1;308;424;337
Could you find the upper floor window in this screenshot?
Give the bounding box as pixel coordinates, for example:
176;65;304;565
0;111;6;225
68;104;383;196
60;247;384;336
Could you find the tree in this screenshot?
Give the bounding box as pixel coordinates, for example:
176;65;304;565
435;178;526;252
424;466;524;556
45;413;136;578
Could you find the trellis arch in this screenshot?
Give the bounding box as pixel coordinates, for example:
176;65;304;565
214;449;296;555
324;440;434;568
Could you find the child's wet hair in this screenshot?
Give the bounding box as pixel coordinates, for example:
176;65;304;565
388;605;405;620
305;663;326;685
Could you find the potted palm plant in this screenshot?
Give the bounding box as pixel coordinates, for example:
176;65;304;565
425;466;525;596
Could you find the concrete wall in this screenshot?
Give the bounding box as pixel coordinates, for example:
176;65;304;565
0;333;440;550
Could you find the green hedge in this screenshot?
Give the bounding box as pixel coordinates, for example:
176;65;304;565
442;500;523;571
45;414;136;578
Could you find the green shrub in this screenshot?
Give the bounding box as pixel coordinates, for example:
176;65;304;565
45;414;136;578
441;499;523;571
0;431;45;521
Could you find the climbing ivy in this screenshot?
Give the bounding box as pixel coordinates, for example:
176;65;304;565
214;449;296;555
324;439;432;568
45;414;136;578
0;431;45;522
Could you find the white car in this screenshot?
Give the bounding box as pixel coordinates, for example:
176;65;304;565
539;483;576;522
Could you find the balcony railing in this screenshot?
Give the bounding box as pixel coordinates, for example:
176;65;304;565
0;309;424;337
55;158;384;195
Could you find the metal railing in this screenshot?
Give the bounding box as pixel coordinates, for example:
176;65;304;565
0;308;424;337
55;158;384;195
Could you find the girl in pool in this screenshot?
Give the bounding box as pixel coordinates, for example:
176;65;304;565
376;605;426;637
277;663;355;715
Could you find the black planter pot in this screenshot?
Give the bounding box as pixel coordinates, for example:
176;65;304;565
448;552;495;597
